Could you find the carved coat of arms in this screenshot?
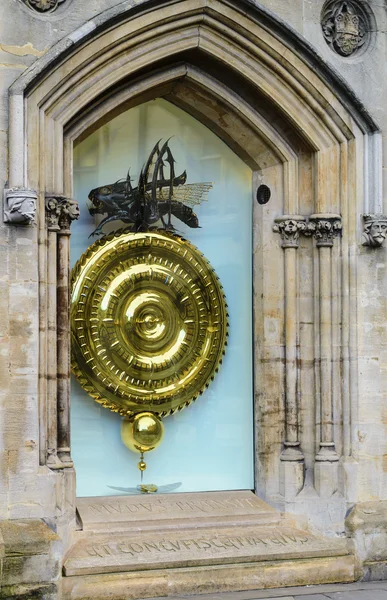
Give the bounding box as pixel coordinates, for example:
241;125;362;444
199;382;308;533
322;1;367;57
21;0;66;13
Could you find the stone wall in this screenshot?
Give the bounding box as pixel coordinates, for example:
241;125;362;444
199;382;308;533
1;0;387;596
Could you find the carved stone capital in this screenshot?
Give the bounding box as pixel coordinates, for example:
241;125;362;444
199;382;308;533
362;214;387;247
45;196;62;231
306;214;342;247
4;187;37;225
20;0;67;13
45;194;80;231
273;216;307;248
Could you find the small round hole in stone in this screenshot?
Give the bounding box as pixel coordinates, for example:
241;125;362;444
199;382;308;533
256;184;271;205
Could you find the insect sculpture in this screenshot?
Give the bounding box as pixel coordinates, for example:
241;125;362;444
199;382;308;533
108;482;182;495
87;139;213;237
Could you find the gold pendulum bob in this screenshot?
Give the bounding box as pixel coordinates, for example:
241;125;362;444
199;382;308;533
121;412;164;454
121;412;164;492
71;229;228;490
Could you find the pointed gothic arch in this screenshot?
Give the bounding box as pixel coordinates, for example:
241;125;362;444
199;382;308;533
7;0;382;538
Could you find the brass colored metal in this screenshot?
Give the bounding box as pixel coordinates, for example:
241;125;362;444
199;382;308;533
138;484;158;494
107;482;182;494
71;229;228;417
121;412;164;454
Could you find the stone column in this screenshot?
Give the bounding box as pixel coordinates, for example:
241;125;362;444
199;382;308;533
308;214;342;497
45;197;63;469
57;197;79;466
45;195;79;468
273;216;306;499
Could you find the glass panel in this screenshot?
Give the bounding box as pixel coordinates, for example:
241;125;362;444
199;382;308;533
71;99;253;496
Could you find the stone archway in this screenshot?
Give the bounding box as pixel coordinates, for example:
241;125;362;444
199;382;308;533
6;0;381;570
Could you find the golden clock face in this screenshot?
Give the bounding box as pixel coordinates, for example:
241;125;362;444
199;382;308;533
71;229;228;417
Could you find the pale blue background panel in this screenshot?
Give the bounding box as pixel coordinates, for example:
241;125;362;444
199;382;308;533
72;99;253;496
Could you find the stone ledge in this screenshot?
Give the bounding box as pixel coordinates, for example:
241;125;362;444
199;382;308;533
66;491;354;596
0;520;61;591
62;555;355;600
64;523;350;577
346;500;387;567
346;500;387;534
0;519;59;557
0;582;57;600
76;491;280;532
363;560;387;581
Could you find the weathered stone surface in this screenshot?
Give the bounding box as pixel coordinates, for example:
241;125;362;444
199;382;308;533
0;583;58;600
64;492;348;576
67;492;354;596
2;554;59;586
0;519;59;555
0;519;61;591
0;0;387;596
141;581;387;600
77;491;278;531
346;500;387;569
65;526;350;576
0;0;383;542
62;555;355;600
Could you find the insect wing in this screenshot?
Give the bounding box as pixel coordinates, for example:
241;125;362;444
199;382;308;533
158;482;182;493
107;485;140;494
155;182;213;206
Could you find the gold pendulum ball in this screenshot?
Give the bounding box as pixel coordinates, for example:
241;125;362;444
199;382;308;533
121;412;164;454
138;459;147;472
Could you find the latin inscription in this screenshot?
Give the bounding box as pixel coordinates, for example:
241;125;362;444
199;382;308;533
85;532;310;558
86;497;260;517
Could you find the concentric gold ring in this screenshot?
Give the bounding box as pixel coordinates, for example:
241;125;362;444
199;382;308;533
71;229;228;417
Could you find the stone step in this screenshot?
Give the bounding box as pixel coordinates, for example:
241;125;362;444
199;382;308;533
63;491;355;599
64;522;351;577
62;555;355;600
76;490;284;532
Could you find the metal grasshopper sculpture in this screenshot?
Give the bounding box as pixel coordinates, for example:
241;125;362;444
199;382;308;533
87;140;213;237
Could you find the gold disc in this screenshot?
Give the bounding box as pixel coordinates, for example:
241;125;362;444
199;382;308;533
71;229;228;417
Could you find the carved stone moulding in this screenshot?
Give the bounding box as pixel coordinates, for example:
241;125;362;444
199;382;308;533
273;215;307;248
362;214;387;247
20;0;67;13
273;214;342;247
307;214;342;247
45;194;80;231
321;0;373;57
3;187;38;225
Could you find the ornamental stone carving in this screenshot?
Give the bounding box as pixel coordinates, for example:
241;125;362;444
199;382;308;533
362;214;387;247
273;216;307;248
4;187;37;224
45;194;80;230
321;1;368;57
21;0;67;12
306;214;342;247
